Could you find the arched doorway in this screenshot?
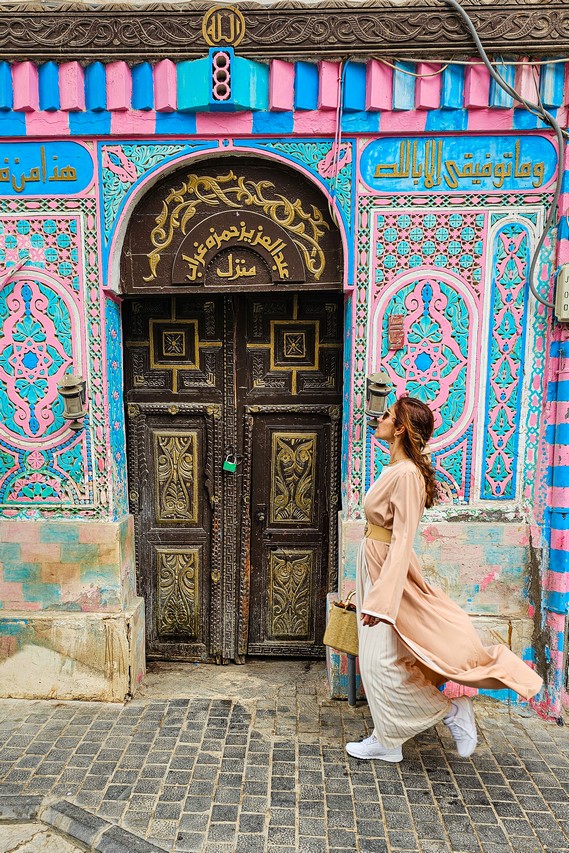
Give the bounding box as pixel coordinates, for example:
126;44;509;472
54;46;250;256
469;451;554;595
121;156;344;663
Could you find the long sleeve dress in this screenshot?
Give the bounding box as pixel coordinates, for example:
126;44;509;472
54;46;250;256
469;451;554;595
357;460;543;704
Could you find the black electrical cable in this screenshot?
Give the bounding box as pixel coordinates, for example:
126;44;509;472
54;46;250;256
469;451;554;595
442;0;567;310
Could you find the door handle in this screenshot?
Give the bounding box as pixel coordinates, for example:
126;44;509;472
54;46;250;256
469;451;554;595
254;505;267;523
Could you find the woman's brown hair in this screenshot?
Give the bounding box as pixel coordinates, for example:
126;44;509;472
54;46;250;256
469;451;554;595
393;396;437;508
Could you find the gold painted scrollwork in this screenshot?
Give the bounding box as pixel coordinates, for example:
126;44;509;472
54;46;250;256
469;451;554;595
269;549;313;639
144;172;329;282
154;430;198;523
157;547;199;638
270;433;317;524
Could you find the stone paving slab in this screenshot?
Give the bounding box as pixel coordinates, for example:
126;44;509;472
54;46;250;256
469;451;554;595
0;661;568;853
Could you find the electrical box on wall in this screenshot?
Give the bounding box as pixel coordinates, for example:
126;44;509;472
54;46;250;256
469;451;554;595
555;265;569;322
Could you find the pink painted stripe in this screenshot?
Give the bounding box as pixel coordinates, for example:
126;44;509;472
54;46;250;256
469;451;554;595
195;111;253;135
467;108;514;131
464;62;490;108
59;62;85;112
269;60;294;112
318;61;340;111
153;59;177;112
564;62;569;107
550;485;569;507
12;61;39;112
110;110;157;135
106;61;132;111
415;63;441;110
550;528;569;552
557;237;569;266
545;611;566;632
292;110;338;133
379;110;427;132
25;111;70;136
554;401;569;422
552;446;569;467
516;60;540;105
366;59;392;111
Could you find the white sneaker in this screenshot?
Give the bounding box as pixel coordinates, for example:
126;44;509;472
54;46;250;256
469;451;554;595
345;733;403;762
443;697;478;758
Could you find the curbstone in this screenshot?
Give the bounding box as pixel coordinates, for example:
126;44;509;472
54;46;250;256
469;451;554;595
94;823;167;853
0;795;43;821
40;799;111;847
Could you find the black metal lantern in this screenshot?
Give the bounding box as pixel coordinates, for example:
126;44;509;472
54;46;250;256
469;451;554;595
57;373;88;431
365;370;392;427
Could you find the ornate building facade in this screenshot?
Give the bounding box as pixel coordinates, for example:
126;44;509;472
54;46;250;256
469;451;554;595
0;0;568;717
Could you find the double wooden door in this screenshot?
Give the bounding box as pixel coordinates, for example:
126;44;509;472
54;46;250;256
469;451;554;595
124;292;343;662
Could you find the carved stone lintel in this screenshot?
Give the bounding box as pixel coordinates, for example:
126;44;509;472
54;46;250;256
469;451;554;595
1;4;568;60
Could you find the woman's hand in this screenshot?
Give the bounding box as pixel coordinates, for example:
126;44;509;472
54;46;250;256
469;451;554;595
361;613;381;627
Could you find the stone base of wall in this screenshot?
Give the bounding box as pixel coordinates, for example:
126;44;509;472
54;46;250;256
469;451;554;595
0;599;145;702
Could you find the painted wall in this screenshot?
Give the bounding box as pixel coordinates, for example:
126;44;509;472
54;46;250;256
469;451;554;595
0;53;567;711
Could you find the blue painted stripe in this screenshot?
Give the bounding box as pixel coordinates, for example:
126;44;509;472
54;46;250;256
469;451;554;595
252;110;293;134
425;109;468;131
0;62;13;111
440;65;464;109
559;217;569;241
132;63;154;111
562;170;569;194
343;63;367;112
551;379;569;402
69;110;111;135
549;547;569;571
0;112;25;135
544;590;569;614
513;109;539;130
548;423;569;445
155;111;197;134
549;509;569;530
489;63;515;109
547;380;557;403
553;465;569;489
294;62;318;111
341;111;380;132
393;62;415;111
540;61;565;109
38;62;60;111
85;63;107;111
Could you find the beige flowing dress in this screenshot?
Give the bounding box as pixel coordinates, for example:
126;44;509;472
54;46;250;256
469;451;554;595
357;460;543;702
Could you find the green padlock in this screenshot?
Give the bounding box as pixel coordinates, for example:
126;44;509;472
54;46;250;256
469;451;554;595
223;454;237;473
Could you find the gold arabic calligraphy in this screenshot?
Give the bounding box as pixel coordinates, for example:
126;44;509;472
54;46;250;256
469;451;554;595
182;222;289;282
374;140;545;189
0;145;77;193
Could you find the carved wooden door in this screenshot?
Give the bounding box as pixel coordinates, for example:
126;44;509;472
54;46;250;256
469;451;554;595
124;292;342;661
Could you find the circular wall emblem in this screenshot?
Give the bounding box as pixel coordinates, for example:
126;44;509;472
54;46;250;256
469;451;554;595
202;6;246;47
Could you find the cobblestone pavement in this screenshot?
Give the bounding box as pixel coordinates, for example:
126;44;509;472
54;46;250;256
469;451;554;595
0;660;568;853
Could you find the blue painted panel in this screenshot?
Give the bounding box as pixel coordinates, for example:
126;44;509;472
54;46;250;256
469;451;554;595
132;63;154;111
540;61;565;109
84;63;107;112
489;63;515;108
360;135;557;194
392;61;415;111
0;141;93;193
232;55;269;111
38;63;60;111
425;109;468;131
69;110;111;135
178;58;211;111
0;113;24;135
343;63;367;112
155;112;197;134
513;109;539;130
341;111;380;133
0;63;12;111
441;65;464;109
252;111;293;134
294;62;318;111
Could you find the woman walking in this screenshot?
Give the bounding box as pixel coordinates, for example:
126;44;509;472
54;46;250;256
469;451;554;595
346;396;543;763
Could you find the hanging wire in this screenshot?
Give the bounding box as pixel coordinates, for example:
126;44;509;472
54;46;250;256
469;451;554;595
442;0;568;309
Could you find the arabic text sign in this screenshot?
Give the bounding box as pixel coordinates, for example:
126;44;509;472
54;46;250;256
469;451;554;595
360;135;557;193
0;142;93;196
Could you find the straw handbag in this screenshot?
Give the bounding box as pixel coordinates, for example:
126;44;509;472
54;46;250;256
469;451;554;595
323;591;358;656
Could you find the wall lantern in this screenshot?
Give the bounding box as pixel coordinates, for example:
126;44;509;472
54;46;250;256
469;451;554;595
365;370;392;426
57;373;88;431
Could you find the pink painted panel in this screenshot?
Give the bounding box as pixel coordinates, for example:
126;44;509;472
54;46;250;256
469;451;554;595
467;108;514;131
415;63;441;110
293;110;338;134
106;61;132;111
153;59;176;112
319;61;340;111
269;60;294;112
110;110;157;135
464;62;490;108
59;61;85;111
12;62;39;112
25;111;70;136
516;60;540;105
195;111;253;134
380;110;427;132
366;59;392;111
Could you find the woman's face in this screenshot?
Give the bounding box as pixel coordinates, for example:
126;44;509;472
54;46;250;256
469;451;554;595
374;406;398;442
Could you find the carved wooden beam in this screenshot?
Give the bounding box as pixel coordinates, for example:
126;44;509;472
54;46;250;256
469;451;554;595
0;3;568;61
